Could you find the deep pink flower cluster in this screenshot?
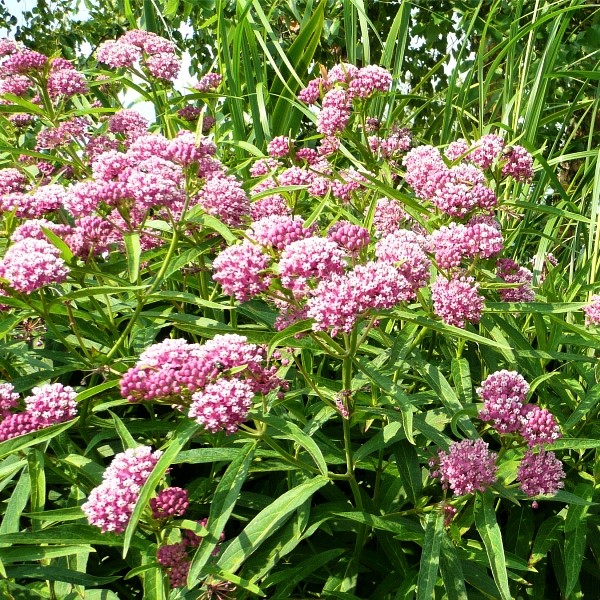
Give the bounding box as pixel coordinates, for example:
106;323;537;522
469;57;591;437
517;450;565;497
157;543;190;588
0;48;46;75
108;110;149;141
307;261;415;335
267;136;293;158
150;486;189;519
431;274;484;328
82;446;162;533
430;439;498;496
97;30;180;81
584;294;600;326
372;198;408;236
520;404;562;447
0;74;31;96
278;237;346;296
496;258;535;302
478;370;530;433
248;215;313;250
404;146;497;217
0;238;68;293
431;218;503;269
374;230;431;291
36;116;89;150
0;383;77;442
369;126;411;159
47;59;88;99
501;145;534;182
318;88;351;135
299;63;391;108
121;335;284;433
212;241;271;301
194;72;223;92
196;174;250;227
478;370;561;448
328;221;370;252
445;134;533;182
0;168;26;195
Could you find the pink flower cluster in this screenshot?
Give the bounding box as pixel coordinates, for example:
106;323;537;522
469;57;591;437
0;238;68;293
445;134;534;182
194;72;223;92
478;370;561;446
120;335;284;433
431;274;484;328
369;126;412;159
212;241;271;302
248;215;313;250
496;258;535;302
298;64;391;136
431;218;503;269
430;439;498;496
82;446;162;533
328;221;370;252
97;30;181;81
0;383;77;442
150;486;189;519
517;450;565;497
583;294;600;326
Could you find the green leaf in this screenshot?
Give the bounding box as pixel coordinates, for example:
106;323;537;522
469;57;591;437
0;419;78;459
5;565;119;587
0;545;93;564
0;468;30;538
548;438;600;450
217;476;328;573
187;442;257;584
123;420;200;557
333;511;424;542
261;414;328;476
564;483;593;597
530;516;563;565
474;492;511;600
393;440;422;505
564;383;600;428
109;411;137;450
416;510;444;600
124;232;141;284
439;534;468;600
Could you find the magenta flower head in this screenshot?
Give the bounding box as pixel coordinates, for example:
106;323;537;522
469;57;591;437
150;487;189;519
24;383;77;426
82;445;162;534
477;370;529;434
583;294;600;326
0;382;19;420
517;449;564;498
431;274;485;328
431;438;498;496
0;238;69;294
188;377;255;434
519;404;561;448
212;241;271;302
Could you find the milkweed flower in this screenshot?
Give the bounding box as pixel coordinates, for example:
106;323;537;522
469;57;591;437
0;238;68;293
519;404;561;447
430;439;498;496
24;383;77;426
517;450;564;497
478;370;529;433
188;377;255;434
431;274;484;328
583;294;600;326
150;487;189;519
212;241;271;302
82;446;162;533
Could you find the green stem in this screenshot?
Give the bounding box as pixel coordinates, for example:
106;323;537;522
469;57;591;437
106;224;181;360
